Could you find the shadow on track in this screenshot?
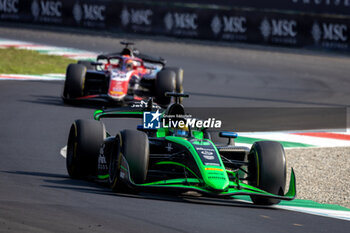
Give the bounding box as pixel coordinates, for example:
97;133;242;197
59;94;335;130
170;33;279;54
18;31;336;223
19;95;65;107
19;93;134;109
2;170;277;211
3;170;68;179
19;91;350;111
2;170;114;196
19;95;114;109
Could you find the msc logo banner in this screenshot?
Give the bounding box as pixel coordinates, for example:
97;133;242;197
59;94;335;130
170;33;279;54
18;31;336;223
143;110;161;129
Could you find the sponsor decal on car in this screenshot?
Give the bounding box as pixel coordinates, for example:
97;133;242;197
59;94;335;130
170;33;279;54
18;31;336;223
201;150;213;156
205;167;223;171
192;143;222;167
98;145;108;171
109;91;125;96
203;155;215;160
130;100;161;109
166;143;173;152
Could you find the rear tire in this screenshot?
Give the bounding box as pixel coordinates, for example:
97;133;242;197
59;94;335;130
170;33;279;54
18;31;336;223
109;130;149;191
163;67;184;93
66;119;106;179
248;141;286;205
78;60;95;70
155;70;176;106
63;64;86;99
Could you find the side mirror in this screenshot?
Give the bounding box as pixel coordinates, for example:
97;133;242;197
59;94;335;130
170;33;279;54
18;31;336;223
219;131;237;145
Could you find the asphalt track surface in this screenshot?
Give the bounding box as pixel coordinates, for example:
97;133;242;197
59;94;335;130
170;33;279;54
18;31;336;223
0;26;350;232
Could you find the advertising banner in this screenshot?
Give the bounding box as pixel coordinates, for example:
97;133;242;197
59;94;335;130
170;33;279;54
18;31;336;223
1;0;350;52
136;0;350;16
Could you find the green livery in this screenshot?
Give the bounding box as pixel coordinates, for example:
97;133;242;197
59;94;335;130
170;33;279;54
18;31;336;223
66;93;296;205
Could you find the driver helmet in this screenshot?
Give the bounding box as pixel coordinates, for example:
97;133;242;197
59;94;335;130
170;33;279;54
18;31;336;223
170;124;189;137
125;59;133;71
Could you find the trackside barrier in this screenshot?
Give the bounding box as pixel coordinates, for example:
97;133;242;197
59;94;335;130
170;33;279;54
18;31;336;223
1;0;350;52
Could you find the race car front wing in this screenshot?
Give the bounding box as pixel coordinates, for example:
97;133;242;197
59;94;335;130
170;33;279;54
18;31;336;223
117;156;296;201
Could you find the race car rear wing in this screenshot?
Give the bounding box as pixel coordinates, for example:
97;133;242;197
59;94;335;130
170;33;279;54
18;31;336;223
137;53;166;66
96;53;166;67
94;97;166;121
94;108;144;121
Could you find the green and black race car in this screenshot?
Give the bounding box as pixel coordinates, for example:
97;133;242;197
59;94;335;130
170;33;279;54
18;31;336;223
66;93;296;205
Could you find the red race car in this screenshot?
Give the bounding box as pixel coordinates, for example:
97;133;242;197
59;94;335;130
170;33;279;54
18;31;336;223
62;42;183;107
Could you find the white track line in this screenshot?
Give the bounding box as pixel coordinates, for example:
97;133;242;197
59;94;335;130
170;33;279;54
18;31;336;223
0;74;65;81
238;132;350;147
276;206;350;221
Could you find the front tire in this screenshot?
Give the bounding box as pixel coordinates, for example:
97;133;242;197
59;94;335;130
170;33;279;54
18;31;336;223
248;141;286;205
109;130;149;192
66;119;106;179
63;64;86;99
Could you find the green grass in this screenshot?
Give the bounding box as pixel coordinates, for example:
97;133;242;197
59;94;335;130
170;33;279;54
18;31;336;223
0;47;75;74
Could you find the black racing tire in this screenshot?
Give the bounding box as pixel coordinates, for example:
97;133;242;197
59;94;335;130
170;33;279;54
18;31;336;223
108;133;124;192
122;130;149;184
77;60;95;70
63;64;86;99
163;67;184;93
109;130;149;191
248;141;286;205
66;119;106;179
155;70;176;106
